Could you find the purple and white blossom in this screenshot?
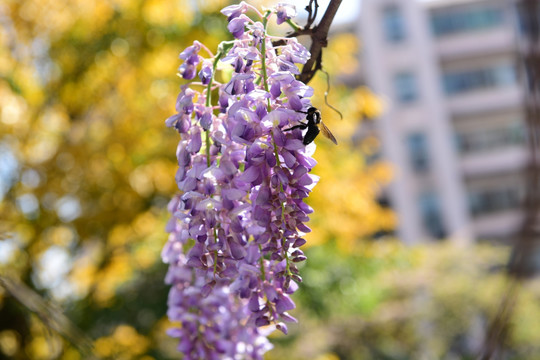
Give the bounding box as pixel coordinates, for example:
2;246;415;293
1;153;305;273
221;2;250;21
178;41;202;80
163;3;319;359
274;3;297;25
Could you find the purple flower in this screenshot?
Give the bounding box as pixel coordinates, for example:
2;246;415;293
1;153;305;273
274;3;297;25
228;15;249;39
282;39;311;64
179;41;201;63
198;110;213;131
248;22;265;45
165;282;272;359
178;41;201;80
221;2;249;21
164;3;319;358
198;60;213;85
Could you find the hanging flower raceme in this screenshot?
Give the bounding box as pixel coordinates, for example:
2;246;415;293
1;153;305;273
163;2;318;358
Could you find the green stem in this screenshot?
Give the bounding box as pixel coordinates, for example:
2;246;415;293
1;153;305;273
205;53;224;167
206;131;211;167
282;238;290;275
286;18;301;32
205;53;223;107
213;228;218;275
270;132;281;166
261;11;272;112
259;244;266;281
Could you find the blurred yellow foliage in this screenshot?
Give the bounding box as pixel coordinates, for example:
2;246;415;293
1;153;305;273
324;33;359;76
94;325;150;359
315;353;340;360
0;330;19;357
94;251;133;306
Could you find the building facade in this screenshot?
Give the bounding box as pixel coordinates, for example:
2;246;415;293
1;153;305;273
360;0;526;244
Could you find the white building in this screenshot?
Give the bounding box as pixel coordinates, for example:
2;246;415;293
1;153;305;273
359;0;526;244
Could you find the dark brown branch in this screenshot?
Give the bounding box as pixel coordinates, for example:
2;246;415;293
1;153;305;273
298;0;343;84
272;0;342;83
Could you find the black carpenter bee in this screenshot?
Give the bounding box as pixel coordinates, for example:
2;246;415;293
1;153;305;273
284;107;338;145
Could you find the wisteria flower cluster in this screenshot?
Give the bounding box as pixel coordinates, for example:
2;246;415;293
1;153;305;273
162;2;319;359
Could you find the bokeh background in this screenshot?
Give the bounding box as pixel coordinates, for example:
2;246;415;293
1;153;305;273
0;0;539;359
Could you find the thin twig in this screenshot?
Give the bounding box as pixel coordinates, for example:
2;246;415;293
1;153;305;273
305;0;317;29
299;0;343;84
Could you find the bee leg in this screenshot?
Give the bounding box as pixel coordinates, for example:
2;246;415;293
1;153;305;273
283;122;308;132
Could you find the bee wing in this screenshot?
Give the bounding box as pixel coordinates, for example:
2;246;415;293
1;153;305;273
320;121;338;145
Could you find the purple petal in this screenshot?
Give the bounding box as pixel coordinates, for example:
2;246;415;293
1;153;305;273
264;283;278;301
281;149;296;168
222;188;246;201
280;312;298;323
284;138;304;151
297;222;311;233
179;41;201;61
276;322;288;335
236;165;259;183
270;82;281;98
246;89;270;101
198;63;213;85
272;127;287;147
228;16;248;38
253;206;271;226
221;2;248;20
275;294;295;313
245;244;261;263
278;58;299;74
219;159;238;176
298;174;314;186
178;63;197;80
175;117;191;134
165;113;181;128
187;128;202;153
187;242;204;258
255;316;270;327
288;94;303;111
265;149;277;167
199;112;212;130
275;3;297;24
255;186;271;205
248;293;260;312
228;238;246;260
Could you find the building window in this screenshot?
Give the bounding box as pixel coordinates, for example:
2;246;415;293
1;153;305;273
468;187;522;216
431;5;505;36
455;122;527;154
419;191;446;239
383;5;407;43
515;3;540;35
443;65;516;95
406;133;429;172
394;72;418;103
